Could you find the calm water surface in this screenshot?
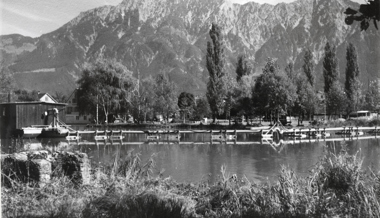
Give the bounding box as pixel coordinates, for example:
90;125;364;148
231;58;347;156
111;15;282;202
2;132;380;184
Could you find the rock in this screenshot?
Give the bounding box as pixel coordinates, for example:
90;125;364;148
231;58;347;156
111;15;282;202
28;150;49;160
2;150;90;187
30;159;52;186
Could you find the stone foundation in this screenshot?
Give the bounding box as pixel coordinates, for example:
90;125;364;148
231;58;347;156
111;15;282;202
1;150;90;187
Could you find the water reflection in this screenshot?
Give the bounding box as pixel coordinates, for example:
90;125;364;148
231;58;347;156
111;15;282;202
1;133;379;184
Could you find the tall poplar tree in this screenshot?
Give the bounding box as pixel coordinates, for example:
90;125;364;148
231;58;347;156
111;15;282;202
206;23;227;122
236;54;252;82
323;42;339;94
302;48;315;87
345;43;361;113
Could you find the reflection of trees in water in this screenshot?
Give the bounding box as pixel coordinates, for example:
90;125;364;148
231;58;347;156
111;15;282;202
2;134;380;184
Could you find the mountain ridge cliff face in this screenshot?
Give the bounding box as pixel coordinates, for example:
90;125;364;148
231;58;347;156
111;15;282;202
1;0;379;95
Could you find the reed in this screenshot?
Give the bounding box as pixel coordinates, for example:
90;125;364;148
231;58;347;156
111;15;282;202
2;148;379;218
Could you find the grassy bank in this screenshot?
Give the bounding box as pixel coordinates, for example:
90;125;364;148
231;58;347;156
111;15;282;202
310;118;380;128
98;118;380;130
2;148;380;218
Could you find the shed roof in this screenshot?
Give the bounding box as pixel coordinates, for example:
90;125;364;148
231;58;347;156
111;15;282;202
0;101;66;106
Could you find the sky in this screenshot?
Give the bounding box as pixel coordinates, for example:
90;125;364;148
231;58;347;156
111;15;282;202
0;0;365;38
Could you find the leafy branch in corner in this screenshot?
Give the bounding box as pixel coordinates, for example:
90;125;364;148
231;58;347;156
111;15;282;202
344;0;380;31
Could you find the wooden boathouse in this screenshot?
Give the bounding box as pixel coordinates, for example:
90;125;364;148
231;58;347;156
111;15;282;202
0;102;66;138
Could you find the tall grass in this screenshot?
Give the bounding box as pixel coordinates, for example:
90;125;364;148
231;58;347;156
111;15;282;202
2;148;380;218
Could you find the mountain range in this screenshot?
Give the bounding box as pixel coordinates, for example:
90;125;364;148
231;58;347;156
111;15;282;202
1;0;379;96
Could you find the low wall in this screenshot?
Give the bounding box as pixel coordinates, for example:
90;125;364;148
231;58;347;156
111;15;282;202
1;150;90;187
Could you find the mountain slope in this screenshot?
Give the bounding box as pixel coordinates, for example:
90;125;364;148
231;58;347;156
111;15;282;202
1;0;379;95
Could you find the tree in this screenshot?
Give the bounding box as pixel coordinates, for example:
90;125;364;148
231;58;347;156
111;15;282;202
154;73;178;122
53;91;67;103
285;62;316;124
323;42;339;94
285;62;296;82
365;80;380;112
302;48;315;87
252;58;297;121
178;92;195;123
236;54;252;82
14;89;39;102
344;43;362;113
76;59;136;123
129;76;156;123
193;96;211;121
344;0;379;31
0;67;16;103
326;81;347;117
294;73;317;124
232;74;255;124
234;55;254;124
206;23;228;122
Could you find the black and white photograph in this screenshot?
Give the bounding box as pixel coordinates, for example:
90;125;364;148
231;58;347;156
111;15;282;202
1;0;379;217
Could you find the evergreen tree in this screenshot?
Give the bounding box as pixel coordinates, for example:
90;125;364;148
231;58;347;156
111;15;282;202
345;43;361;113
206;23;228;122
302;48;315;87
323;42;339;94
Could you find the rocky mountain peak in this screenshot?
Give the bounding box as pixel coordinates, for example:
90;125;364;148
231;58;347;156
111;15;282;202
1;0;378;96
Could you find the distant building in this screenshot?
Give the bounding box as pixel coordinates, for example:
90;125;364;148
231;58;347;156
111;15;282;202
65;89;91;125
38;92;58;103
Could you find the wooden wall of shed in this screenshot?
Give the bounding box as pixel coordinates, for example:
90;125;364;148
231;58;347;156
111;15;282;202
15;104;66;129
0;104;16;138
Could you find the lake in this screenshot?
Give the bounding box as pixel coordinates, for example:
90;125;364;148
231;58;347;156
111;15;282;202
2;132;380;184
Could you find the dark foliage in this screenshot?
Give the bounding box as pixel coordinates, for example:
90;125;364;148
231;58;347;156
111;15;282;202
14;89;39;102
344;0;380;31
